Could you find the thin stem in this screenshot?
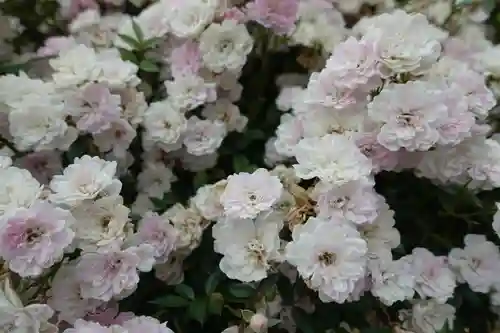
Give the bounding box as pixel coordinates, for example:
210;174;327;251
173;318;183;333
0;135;21;156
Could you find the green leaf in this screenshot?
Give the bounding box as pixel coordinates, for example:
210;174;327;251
461;286;484;308
438;324;452;333
150;295;190;307
268;319;281;327
292;308;315;333
224;305;242;318
175;284;195;300
131;20;144;42
482;0;495;12
188;298;208;325
241;309;255;322
139;59;160;73
128;0;143;7
233;155;252;173
118;48;138;64
143;37;164;49
208;292;224;315
259;274;278;291
454;0;474;5
193;171;209;190
118;33;141;49
247;164;259;173
235;137;251;150
246;129;265;141
463;191;484;209
360;329;392;333
228;283;255;298
64;136;89;162
150;197;164;209
393;244;406;255
336;328;351;333
130;213;142;222
205;271;221;295
0;62;24;75
150;193;175;212
212;168;226;179
276;275;294;304
259;274;279;301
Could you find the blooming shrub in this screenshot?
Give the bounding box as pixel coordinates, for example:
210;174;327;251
1;0;500;332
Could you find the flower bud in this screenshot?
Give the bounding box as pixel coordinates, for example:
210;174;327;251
249;313;268;333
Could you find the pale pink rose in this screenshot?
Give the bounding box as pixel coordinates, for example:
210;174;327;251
0;201;75;277
368;81;449;152
169;41;202;78
93;119;137;158
62;319;111;333
16;151;62;185
85;302;135;326
324;36;382;90
435;105;475;146
60;0;99;18
348;276;371;302
451;70;496;120
77;245;155;301
356;133;399;173
395;150;424;171
249;313;268;333
122;316;174;333
48;263;103;324
312;180;381;225
182;117;226;156
442;38;479;67
410;248;456;303
133;212;179;263
245;0;299;35
274;114;304;157
304;72;360;111
37;36;78;57
220;168;283;219
221;7;247;23
73;83;122;134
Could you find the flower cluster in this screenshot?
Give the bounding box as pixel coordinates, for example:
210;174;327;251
0;0;500;332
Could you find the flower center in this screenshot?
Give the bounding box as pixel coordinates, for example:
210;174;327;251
331;196;348;209
246;239;267;267
109;257;123;271
100;215;112;228
318;251;336;266
218;39;233;53
470;257;482;270
25;226;43;244
361;145;374;156
397;112;417;127
360;224;377;239
34;160;48;172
